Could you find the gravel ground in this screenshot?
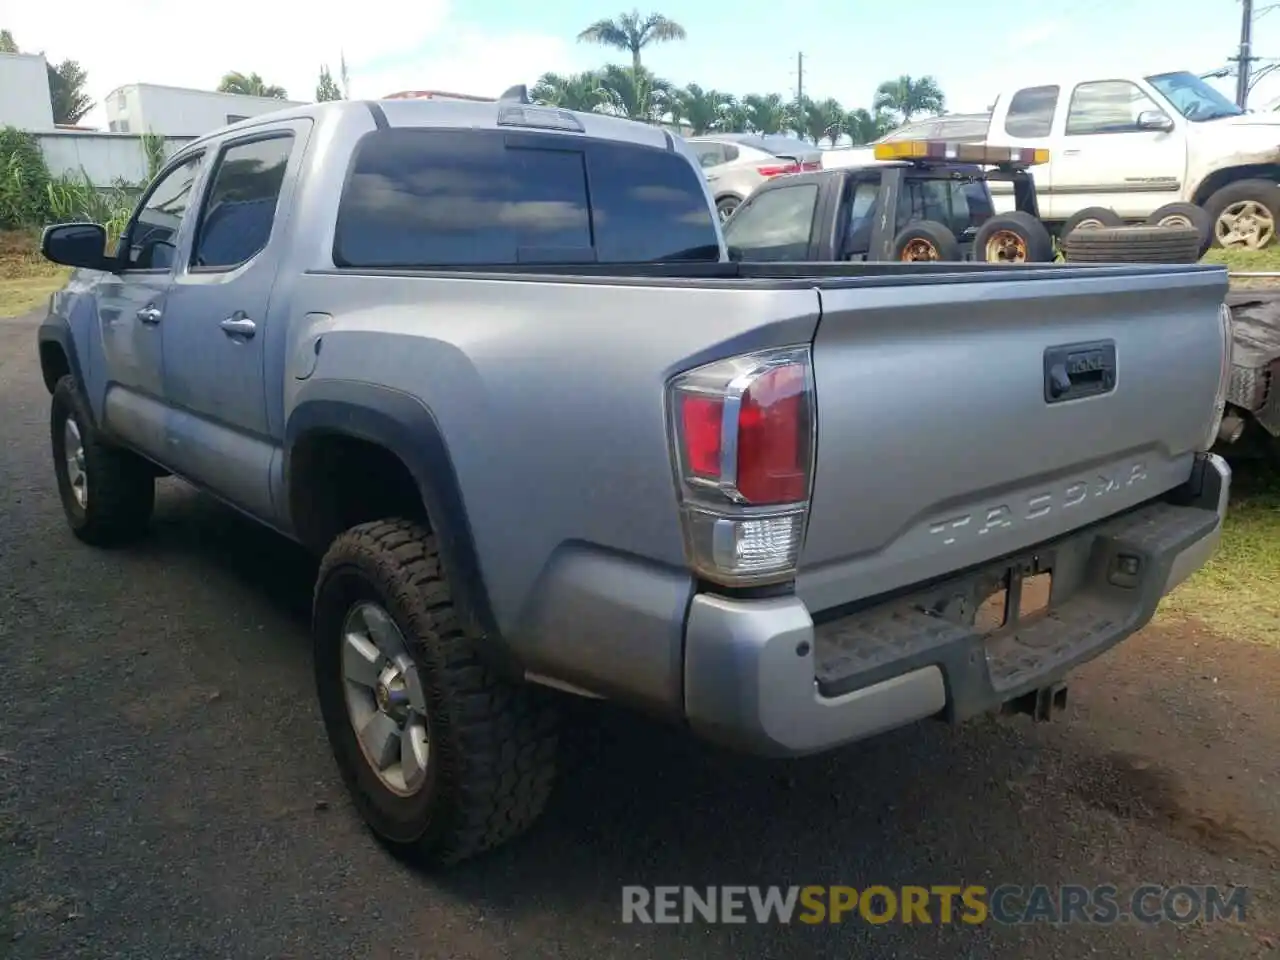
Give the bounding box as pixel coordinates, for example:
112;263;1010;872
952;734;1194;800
1;310;1277;959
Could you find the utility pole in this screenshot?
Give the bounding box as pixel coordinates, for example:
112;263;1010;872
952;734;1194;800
1236;0;1255;108
796;51;804;102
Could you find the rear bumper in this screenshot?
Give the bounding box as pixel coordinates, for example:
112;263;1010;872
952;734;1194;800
682;453;1230;757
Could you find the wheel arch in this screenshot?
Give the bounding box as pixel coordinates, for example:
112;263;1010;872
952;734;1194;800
1191;164;1280;206
285;380;514;676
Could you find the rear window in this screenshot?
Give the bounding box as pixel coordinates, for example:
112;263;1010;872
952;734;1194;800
333;128;720;267
896;176;993;237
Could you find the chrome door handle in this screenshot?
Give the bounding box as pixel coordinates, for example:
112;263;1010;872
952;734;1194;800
1062;149;1081;156
220;316;256;338
136;305;162;324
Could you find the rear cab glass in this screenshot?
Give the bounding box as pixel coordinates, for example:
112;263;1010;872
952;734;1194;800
333;128;721;267
1004;86;1060;138
722;181;820;260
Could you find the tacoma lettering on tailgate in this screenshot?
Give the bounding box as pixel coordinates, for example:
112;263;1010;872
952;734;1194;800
928;463;1148;547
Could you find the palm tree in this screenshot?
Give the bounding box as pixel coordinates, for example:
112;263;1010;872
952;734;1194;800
532;71;606;112
594;64;674;123
844;107;886;145
810;97;847;146
675;84;735;135
218;71;289;100
577;10;687;72
873;75;945;123
742;93;789;135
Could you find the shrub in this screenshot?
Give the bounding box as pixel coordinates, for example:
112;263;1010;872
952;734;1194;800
0;126;52;228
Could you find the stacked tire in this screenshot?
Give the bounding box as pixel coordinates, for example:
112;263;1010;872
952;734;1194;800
1060;202;1210;265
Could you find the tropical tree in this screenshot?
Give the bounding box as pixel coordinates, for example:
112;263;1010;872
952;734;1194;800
0;30;17;53
674;84;734;135
843;107;895;145
316;66;342;102
218;71;288;100
807;97;847;145
48;60;93;125
577;10;686;72
531;71;606;112
594;64;674;123
742;93;789;135
873;75;945;123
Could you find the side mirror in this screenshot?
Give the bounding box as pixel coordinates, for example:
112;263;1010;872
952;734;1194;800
41;222;112;271
1136;110;1174;132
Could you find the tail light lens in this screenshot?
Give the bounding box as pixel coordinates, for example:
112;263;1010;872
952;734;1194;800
667;346;815;586
1203;301;1235;450
757;163;799;177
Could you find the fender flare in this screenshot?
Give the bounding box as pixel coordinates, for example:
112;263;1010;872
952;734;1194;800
36;314;87;404
285;379;510;671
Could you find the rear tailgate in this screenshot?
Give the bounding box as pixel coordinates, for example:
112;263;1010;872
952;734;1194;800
798;264;1229;614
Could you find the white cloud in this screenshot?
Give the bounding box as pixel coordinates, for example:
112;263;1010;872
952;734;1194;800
5;0;577;127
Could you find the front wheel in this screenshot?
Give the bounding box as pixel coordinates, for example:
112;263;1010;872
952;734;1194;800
313;519;559;866
50;375;155;546
1204;179;1280;249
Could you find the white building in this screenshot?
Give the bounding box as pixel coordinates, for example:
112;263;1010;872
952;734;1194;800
0;51;56;130
105;83;308;137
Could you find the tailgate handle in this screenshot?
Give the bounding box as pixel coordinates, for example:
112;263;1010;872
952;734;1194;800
1043;340;1116;403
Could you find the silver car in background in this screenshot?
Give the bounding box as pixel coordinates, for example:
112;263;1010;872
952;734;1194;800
687;133;823;220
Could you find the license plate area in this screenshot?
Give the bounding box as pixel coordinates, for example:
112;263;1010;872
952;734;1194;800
973;562;1053;635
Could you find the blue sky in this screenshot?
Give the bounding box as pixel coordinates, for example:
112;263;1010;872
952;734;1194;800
357;0;1280;113
14;0;1280;128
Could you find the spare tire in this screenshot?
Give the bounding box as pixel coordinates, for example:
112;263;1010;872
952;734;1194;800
1061;206;1124;239
1061;224;1203;264
975;211;1055;263
892;220;961;261
1144;202;1211;258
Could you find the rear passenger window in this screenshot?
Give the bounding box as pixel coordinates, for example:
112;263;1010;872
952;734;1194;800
333;128;720;267
192;135;293;270
1004;85;1059;138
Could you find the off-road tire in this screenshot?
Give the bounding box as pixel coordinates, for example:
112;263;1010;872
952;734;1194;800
1060;206;1124;240
975;211;1055;263
313;519;559;866
891;219;961;261
50;374;155;546
1061;224;1203;264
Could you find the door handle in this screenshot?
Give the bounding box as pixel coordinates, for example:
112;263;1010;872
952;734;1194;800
136;305;162;324
220;316;256;338
1062;149;1082;156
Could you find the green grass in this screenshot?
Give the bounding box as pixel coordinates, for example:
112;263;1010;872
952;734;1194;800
1202;246;1280;286
1160;460;1280;646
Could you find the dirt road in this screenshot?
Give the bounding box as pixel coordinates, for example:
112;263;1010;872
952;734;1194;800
0;310;1276;959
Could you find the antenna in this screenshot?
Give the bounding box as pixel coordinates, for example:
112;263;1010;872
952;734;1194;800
499;84;531;104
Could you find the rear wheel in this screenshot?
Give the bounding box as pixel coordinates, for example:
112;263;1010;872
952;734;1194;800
975;212;1055;263
50;374;155;546
891;220;961;261
716;195;742;221
313;519;559;866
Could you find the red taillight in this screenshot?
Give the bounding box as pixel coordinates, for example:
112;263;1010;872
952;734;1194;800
800;161;821;171
668;347;814;585
680;394;724;478
736;364;808;503
757;163;799;177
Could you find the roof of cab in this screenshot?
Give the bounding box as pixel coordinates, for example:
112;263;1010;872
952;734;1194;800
182;97;678;155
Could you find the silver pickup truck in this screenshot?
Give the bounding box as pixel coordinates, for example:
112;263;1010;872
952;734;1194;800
36;93;1233;867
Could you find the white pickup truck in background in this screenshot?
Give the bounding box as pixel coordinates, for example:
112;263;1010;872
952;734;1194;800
984;69;1280;249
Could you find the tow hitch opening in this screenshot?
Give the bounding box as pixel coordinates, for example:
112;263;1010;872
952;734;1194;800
1001;682;1068;722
